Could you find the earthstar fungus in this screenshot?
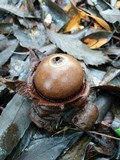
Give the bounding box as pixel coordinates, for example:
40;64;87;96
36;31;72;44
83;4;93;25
7;51;99;132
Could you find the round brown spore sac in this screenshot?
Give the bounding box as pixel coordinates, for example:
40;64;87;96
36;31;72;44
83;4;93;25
33;54;84;101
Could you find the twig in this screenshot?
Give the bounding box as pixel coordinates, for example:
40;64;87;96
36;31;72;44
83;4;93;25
89;131;120;141
113;35;120;41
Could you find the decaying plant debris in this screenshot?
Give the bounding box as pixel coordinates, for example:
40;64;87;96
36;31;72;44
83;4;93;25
0;0;120;160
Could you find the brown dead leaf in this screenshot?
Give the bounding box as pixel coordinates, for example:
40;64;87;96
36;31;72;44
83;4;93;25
88;13;111;31
63;4;90;32
64;13;86;32
93;21;103;30
63;3;111;32
83;38;108;49
82;31;112;49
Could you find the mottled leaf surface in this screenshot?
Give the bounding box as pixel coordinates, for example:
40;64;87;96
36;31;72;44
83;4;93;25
17;132;82;160
59;135;91;160
47;30;109;65
0;40;18;67
0;23;13;34
13;25;46;50
95;91;115;123
0;4;34;18
43;0;69;29
100;8;120;23
0;95;31;160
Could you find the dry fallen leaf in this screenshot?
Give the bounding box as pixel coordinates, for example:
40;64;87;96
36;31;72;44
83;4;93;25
88;13;111;31
64;8;90;32
82;31;112;49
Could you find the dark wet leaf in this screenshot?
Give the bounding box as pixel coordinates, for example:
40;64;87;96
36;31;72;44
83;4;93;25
0;40;18;67
97;69;120;96
0;84;13;113
6;124;37;160
43;0;69;29
116;141;120;160
94;136;117;156
0;4;34;18
0;23;13;34
0;34;8;51
0;94;31;160
0;84;13;115
47;30;109;65
95;91;115;123
87;67;106;86
100;8;120;23
100;68;120;85
59;135;91;160
88;124;117;157
103;46;120;56
92;0;112;11
101;111;114;127
112;57;120;68
13;25;46;50
17;131;82;160
111;100;120;136
93;130;117;156
84;142;100;160
0;68;9;77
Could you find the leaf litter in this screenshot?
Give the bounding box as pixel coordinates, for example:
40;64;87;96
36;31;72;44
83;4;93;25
0;0;120;160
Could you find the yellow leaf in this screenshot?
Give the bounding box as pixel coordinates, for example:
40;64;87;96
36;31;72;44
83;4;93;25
91;38;108;49
64;14;81;32
64;3;110;32
78;8;111;31
93;22;103;30
78;10;90;22
64;11;90;32
89;14;111;31
83;37;108;49
64;3;75;12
